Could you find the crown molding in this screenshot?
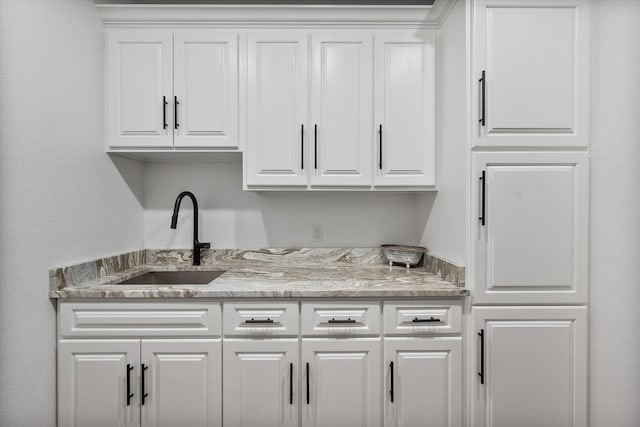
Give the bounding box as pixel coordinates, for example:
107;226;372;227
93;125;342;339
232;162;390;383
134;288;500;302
96;1;454;28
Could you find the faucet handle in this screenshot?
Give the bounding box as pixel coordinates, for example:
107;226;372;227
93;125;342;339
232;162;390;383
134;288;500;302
198;242;211;249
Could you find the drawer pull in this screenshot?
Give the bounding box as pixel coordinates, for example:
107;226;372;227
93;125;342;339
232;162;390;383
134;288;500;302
289;363;294;405
478;329;485;385
162;96;168;130
479;70;486;126
126;364;134;406
245;318;274;324
174;96;179;130
328;318;356;324
389;361;394;403
306;362;310;405
141;364;148;405
412;316;440;323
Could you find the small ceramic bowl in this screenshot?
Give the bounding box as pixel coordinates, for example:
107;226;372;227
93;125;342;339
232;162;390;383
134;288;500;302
381;244;427;267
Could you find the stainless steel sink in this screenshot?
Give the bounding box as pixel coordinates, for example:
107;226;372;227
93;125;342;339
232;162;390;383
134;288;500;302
118;271;226;285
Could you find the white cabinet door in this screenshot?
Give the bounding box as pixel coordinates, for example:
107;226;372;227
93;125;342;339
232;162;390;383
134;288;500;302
384;338;462;427
310;32;373;187
374;32;436;187
246;32;309;187
173;30;238;148
223;339;299;427
141;339;221;427
472;152;589;304
472;0;589;147
107;29;173;148
302;338;381;427
58;339;140;427
470;307;587;427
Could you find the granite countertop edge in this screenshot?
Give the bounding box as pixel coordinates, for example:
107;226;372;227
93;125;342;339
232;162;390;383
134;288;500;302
49;248;468;299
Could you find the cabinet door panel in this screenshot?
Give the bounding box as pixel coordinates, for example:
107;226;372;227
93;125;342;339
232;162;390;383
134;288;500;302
223;340;299;427
107;29;173;147
472;152;589;304
384;338;462;427
246;32;308;186
174;31;238;148
310;33;372;187
58;339;140;427
471;307;587;427
141;339;221;427
473;0;589;147
374;32;435;187
302;339;381;427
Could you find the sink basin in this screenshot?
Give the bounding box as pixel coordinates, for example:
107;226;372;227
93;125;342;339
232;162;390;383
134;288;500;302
118;271;226;285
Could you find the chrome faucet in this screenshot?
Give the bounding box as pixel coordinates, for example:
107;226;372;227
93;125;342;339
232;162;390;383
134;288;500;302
170;191;210;266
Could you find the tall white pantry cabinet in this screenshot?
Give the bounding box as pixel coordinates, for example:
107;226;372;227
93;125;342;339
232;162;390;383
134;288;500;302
469;1;590;426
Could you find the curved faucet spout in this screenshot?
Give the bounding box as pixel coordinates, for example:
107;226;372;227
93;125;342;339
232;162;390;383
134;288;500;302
170;191;210;266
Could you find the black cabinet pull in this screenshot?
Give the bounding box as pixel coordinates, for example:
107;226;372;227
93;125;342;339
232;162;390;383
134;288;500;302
478;329;485;385
479;171;486;226
412;316;440;323
314;124;318;170
389;361;394;403
378;124;383;170
174;96;179;130
141;363;148;405
126;364;134;406
301;124;304;170
289;363;294;405
479;70;486;126
244;318;274;324
306;362;310;405
162;96;168;130
328;318;356;324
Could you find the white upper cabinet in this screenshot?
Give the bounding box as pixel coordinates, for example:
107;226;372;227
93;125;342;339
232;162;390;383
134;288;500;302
472;152;589;304
374;32;436;187
107;30;173;148
310;32;373;187
107;29;239;149
470;307;587;427
173;31;238;148
472;0;589;147
245;29;436;190
246;31;309;187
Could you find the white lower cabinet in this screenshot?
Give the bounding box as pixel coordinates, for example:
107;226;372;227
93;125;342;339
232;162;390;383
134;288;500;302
58;338;222;427
384;338;462;427
58;300;464;427
58;339;141;427
223;339;299;427
302;339;381;427
470;306;587;427
141;340;222;427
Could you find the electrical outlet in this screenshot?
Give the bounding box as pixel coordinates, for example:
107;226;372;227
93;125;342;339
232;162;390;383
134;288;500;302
312;224;323;243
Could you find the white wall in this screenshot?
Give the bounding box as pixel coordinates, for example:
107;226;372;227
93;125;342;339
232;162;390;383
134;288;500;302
589;0;640;424
416;0;467;265
144;161;420;248
0;1;145;424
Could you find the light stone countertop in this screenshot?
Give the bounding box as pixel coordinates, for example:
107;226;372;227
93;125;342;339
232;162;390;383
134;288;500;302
49;248;468;299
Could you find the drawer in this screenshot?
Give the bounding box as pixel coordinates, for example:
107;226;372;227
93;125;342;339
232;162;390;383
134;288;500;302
223;302;299;336
58;302;221;338
301;302;380;336
383;301;462;335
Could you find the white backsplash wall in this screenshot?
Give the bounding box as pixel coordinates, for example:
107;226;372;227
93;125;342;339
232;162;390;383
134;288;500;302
144;161;420;248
